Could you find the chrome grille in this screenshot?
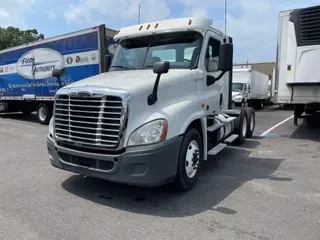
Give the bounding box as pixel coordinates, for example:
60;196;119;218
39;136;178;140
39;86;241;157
54;94;123;148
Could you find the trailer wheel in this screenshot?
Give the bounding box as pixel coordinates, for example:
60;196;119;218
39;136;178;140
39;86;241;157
234;108;248;144
36;103;52;125
174;128;203;191
244;107;255;138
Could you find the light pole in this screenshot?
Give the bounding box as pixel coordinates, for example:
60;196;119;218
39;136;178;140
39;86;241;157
224;0;227;37
138;4;141;24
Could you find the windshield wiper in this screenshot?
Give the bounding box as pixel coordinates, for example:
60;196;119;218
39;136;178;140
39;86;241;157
110;65;128;70
144;64;154;68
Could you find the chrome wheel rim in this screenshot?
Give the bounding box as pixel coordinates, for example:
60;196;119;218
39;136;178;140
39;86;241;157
242;116;247;137
185;140;200;178
39;107;47;122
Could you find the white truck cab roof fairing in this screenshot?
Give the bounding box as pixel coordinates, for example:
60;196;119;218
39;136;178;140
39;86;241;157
114;17;219;41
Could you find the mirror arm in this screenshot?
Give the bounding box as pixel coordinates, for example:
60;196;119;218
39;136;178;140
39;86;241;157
57;77;63;88
148;73;161;105
206;70;227;86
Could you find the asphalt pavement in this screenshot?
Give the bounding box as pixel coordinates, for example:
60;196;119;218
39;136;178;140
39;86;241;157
0;106;319;240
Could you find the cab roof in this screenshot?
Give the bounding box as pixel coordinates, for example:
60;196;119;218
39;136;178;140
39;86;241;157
114;17;220;41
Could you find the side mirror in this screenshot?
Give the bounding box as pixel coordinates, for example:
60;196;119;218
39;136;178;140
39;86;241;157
104;54;112;71
148;61;170;105
52;68;65;88
52;68;65;78
218;43;233;72
153;61;170;74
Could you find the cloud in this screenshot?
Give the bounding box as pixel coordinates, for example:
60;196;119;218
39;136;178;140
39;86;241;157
0;0;34;28
64;0;171;27
45;10;58;19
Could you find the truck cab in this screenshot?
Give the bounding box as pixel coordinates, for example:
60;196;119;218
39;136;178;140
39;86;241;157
47;17;255;191
232;82;249;107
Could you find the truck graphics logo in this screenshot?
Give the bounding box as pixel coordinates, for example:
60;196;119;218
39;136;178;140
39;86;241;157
75;55;89;63
91;53;96;61
16;48;64;80
66;57;73;64
108;43;118;55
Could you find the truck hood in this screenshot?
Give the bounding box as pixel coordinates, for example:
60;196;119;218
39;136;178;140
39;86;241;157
60;69;200;96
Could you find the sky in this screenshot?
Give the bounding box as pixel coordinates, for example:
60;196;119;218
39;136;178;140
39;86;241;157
0;0;319;63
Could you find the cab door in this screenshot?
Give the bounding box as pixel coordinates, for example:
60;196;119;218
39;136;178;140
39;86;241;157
196;30;224;115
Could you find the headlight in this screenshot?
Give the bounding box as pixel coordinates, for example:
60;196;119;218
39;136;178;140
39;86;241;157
127;119;167;146
49;116;54;135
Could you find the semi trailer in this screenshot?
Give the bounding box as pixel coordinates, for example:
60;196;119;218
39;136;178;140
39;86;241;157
0;25;117;124
275;4;320;125
47;17;256;191
232;68;269;109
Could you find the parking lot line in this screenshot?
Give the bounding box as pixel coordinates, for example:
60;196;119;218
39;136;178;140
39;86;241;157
260;115;294;137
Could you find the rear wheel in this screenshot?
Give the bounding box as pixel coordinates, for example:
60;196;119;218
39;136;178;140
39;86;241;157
174;128;203;191
244;107;255;138
36;103;52;125
234;108;248;144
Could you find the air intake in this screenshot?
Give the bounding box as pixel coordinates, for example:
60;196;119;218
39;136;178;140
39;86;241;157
298;5;320;45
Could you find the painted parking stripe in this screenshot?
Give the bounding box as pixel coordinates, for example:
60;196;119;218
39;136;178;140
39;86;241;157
260;115;294;137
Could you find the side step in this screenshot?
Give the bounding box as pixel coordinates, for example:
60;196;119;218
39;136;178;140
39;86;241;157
207;122;224;132
208;143;227;156
224;134;239;144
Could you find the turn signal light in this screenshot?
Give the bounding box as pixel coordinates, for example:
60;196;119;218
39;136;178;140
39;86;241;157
188;19;192;25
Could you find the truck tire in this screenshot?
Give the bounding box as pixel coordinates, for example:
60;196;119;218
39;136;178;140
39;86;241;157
36;103;52;125
244;107;255;138
174;128;203;191
234;108;248;144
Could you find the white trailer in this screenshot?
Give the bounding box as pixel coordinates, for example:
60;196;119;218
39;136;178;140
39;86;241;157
232;68;269;109
47;17;256;191
275;5;320;125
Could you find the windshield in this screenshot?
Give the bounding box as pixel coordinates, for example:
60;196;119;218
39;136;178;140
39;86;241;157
109;32;202;71
232;83;244;92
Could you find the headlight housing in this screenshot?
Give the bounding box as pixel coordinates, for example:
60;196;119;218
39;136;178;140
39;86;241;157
127;119;167;146
49;116;54;136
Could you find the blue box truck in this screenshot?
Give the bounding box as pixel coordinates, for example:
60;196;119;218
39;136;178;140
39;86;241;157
0;24;117;124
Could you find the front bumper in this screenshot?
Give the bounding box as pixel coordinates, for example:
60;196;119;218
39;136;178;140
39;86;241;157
47;134;182;187
233;97;243;103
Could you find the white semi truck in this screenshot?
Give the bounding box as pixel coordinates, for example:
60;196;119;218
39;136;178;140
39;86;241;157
232;68;269;109
275;5;320;125
47;17;256;191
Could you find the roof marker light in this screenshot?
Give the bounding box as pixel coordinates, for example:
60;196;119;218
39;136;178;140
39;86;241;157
146;24;151;30
139;25;143;31
155;23;159;28
188;19;192;25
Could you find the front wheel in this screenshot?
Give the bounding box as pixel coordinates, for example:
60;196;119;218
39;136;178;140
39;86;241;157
36;103;52;125
174;128;203;191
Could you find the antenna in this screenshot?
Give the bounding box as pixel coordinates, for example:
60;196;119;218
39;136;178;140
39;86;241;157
224;0;227;37
138;4;141;24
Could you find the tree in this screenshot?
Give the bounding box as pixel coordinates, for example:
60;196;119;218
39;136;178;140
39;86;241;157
0;27;44;51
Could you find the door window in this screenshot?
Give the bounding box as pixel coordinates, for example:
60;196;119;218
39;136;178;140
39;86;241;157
205;38;221;72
